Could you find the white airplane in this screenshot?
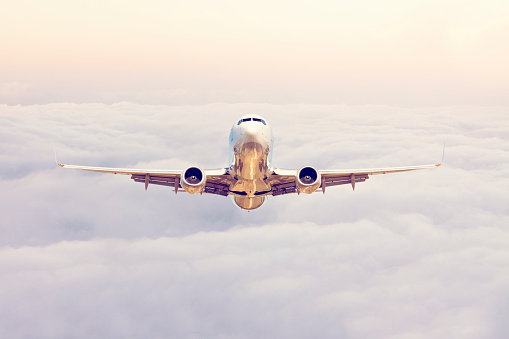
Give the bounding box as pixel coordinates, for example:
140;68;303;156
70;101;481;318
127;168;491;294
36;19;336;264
59;114;441;210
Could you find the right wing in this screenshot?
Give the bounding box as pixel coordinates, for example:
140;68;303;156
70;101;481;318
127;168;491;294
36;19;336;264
58;163;232;196
269;163;441;195
319;163;441;191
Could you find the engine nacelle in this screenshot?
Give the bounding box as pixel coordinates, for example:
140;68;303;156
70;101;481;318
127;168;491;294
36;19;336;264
181;167;206;194
296;166;321;194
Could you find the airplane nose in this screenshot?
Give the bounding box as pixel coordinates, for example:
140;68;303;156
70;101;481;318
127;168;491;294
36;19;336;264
244;123;257;134
243;124;262;143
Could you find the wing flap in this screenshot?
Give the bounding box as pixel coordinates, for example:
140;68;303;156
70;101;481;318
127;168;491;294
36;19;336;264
269;173;298;196
203;185;229;196
132;174;180;188
129;171;231;196
324;174;368;187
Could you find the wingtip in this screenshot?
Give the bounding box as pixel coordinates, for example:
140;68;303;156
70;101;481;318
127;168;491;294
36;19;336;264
441;142;445;165
434;143;445;168
53;144;62;167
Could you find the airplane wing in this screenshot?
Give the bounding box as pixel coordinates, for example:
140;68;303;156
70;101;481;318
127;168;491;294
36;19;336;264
58;163;232;196
270;163;441;195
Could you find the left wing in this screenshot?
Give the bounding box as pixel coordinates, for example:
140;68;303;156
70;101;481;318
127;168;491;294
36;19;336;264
58;163;232;196
269;163;441;195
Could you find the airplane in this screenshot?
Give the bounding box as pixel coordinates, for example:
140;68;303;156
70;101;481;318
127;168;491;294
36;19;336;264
58;114;441;210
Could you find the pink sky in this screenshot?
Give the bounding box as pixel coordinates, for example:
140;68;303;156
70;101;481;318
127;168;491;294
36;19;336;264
1;0;508;105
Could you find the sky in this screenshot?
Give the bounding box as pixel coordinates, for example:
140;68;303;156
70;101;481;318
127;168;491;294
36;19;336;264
1;0;509;106
1;1;509;339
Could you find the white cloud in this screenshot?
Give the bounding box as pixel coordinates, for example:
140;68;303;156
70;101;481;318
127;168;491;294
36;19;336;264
0;222;507;338
0;103;508;338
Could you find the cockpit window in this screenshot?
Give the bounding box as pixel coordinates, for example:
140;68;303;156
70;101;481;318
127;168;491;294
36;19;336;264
238;118;253;125
252;118;266;125
237;117;265;125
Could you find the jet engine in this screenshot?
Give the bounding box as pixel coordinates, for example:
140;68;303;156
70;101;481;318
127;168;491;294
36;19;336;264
296;166;321;194
181;167;206;194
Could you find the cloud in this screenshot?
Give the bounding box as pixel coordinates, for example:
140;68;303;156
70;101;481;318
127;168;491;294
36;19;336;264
0;222;507;338
0;103;508;338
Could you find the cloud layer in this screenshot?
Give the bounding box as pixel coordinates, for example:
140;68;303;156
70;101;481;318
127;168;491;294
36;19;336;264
0;103;508;338
2;222;508;338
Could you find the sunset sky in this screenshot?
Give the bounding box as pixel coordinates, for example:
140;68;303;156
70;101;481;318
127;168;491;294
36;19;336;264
1;1;509;338
1;0;508;105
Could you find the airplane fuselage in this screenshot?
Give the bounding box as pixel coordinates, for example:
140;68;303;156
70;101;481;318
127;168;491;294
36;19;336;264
228;115;274;209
